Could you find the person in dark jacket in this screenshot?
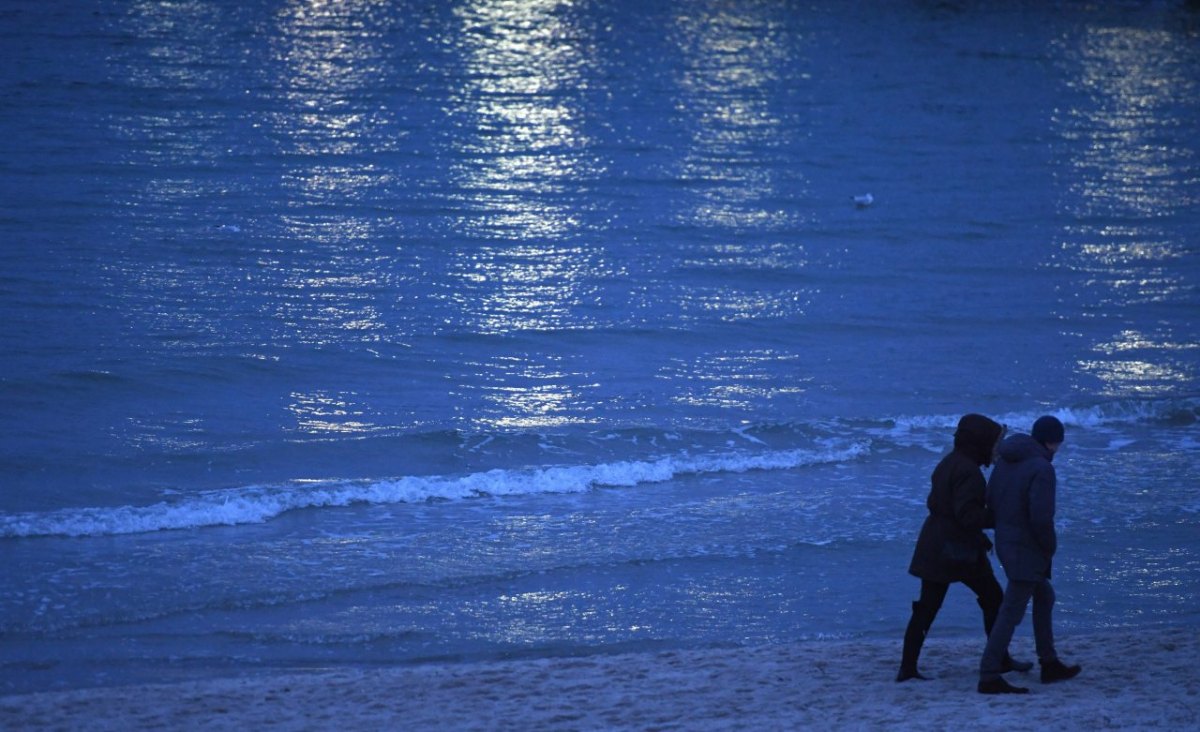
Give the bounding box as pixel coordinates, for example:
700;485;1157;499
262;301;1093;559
897;413;1031;682
977;415;1081;694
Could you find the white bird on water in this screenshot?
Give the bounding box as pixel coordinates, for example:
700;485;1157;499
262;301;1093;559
852;193;874;208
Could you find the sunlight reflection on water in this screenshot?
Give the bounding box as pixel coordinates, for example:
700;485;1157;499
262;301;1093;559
448;0;599;241
453;351;595;430
84;0;1199;449
1054;20;1199;399
671;3;799;231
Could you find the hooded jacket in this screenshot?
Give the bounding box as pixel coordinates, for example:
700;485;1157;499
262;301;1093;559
908;414;1004;583
986;433;1058;581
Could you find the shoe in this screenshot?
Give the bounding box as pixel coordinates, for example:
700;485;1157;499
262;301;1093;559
896;667;930;682
1040;659;1081;684
978;677;1030;695
1001;653;1033;673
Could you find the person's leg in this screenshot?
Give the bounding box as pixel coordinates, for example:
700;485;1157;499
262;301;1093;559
961;568;1002;637
963;568;1031;672
1031;579;1082;683
898;580;949;681
1031;578;1058;663
979;579;1035;682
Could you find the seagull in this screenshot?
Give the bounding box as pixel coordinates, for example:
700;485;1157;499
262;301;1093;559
852;193;874;208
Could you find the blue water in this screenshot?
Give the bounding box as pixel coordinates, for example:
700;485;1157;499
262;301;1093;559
2;0;1198;695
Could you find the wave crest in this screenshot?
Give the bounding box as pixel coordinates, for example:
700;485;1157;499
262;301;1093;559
1;443;869;539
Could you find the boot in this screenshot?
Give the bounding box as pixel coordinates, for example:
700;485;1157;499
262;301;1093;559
1001;653;1033;673
1040;658;1081;684
897;601;934;682
978;677;1030;695
896;667;930;682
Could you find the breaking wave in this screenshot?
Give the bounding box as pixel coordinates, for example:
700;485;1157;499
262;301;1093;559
1;443;869;538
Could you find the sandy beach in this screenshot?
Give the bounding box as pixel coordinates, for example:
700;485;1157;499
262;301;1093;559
3;626;1196;731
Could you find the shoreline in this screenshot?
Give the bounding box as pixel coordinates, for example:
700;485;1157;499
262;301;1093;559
3;626;1196;730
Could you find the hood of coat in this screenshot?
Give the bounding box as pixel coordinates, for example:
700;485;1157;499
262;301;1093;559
953;413;1004;467
997;433;1053;464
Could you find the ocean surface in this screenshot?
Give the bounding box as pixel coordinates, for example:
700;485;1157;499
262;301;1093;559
2;0;1198;696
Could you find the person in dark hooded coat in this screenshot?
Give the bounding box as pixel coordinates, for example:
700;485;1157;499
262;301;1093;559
897;413;1031;682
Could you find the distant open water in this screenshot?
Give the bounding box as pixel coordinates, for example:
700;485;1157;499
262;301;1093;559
1;0;1198;695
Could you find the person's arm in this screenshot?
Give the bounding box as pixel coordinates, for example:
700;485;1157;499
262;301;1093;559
1028;463;1058;557
953;468;993;531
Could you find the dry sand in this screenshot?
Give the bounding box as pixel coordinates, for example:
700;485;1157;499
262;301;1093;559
2;626;1196;731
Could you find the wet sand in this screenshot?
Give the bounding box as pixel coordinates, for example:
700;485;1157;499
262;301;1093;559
3;626;1196;731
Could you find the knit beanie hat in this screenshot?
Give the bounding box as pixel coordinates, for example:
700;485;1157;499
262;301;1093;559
1032;415;1065;446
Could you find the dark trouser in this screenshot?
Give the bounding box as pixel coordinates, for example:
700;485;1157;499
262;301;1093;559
979;578;1057;681
900;571;1004;672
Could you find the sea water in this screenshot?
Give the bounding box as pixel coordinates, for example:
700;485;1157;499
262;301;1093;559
1;0;1198;695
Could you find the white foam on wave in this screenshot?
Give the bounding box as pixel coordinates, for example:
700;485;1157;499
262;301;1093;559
887;398;1198;436
0;443;869;539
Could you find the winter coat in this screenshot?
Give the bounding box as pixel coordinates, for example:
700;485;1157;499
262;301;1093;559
908;414;1004;584
987;433;1058;581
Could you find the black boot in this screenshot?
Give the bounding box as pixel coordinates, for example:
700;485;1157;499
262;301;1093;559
978;677;1030;695
1040;658;1081;684
897;601;935;682
896;667;930;682
1001;653;1033;673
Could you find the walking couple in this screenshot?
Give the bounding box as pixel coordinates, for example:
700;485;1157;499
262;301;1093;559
897;413;1082;694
